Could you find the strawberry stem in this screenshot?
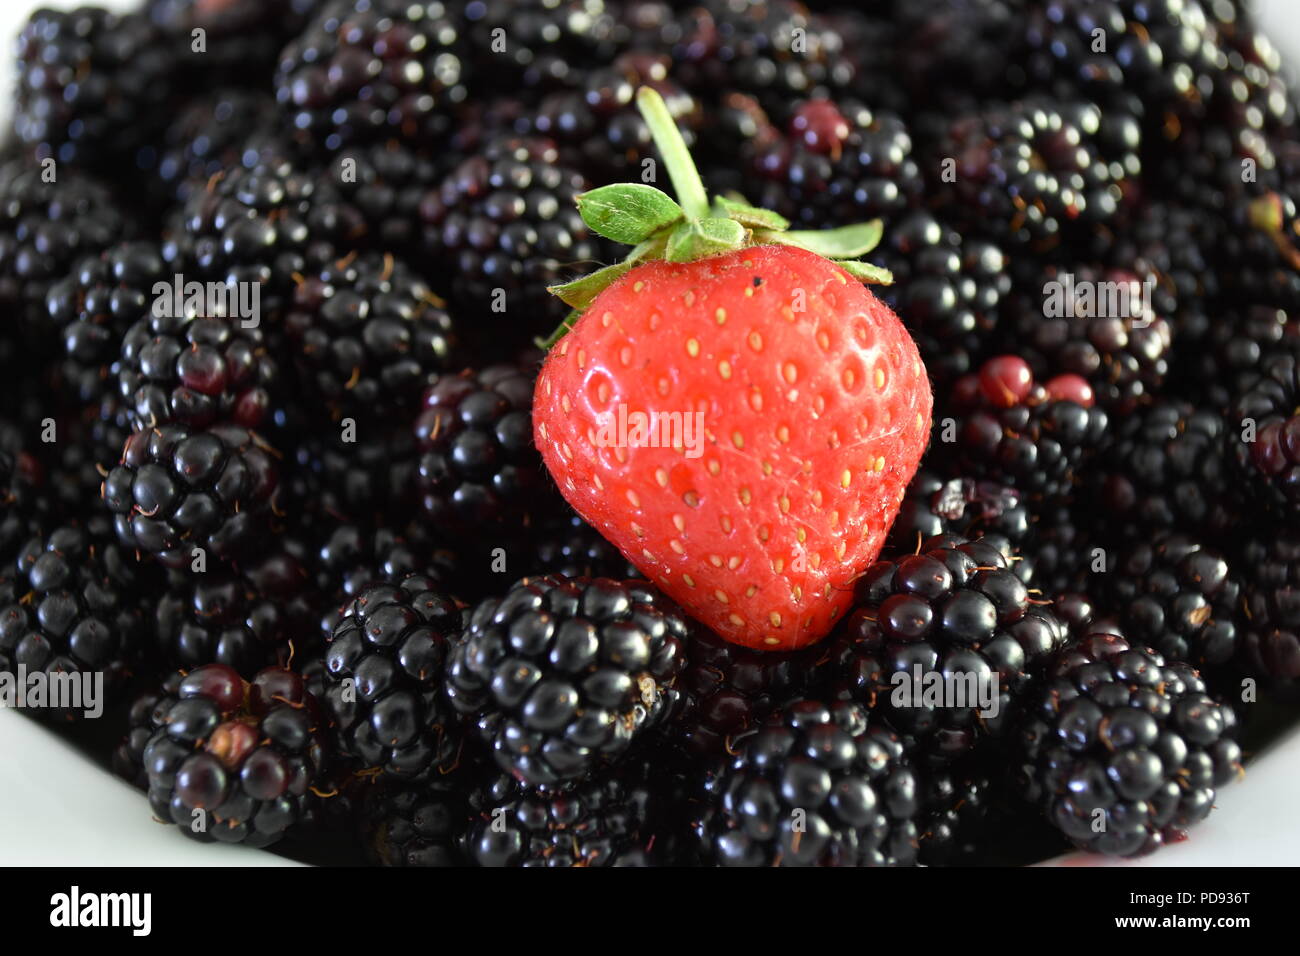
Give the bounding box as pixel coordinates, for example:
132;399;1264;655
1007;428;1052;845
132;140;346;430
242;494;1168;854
636;86;710;221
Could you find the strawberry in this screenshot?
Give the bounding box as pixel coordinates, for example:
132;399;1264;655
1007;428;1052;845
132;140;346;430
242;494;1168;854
532;88;932;651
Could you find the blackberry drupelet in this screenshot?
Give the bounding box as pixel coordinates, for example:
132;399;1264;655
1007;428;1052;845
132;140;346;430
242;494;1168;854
101;423;281;569
1016;634;1242;857
694;698;920;867
945;356;1109;504
320;574;464;781
1237;532;1300;683
1228;349;1300;518
47;241;168;407
829;533;1069;759
286;252;458;422
1090;400;1234;538
139;664;328;847
0;160;135;339
1108;533;1241;670
274;0;469;154
464;764;666;866
445;575;690;789
13;7;179;171
118;311;281;431
874;211;1010;386
745;98;923;229
414;357;552;532
362;778;468;866
155;571;298;676
419;137;599;339
0;520;152;719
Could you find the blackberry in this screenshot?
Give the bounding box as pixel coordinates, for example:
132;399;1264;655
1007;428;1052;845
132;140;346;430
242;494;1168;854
101;423;281;569
164;155;366;325
319;574;464;781
155;571;298;677
1021;502;1097;598
286;252;458;422
1228;348;1300;517
464;764;667;867
362;778;468;866
274;0;469;154
944;356;1109;503
419;137;599;339
1108;532;1241;670
463;0;622;93
526;53;702;183
327;140;445;254
46;241;168;407
530;509;640;582
445;575;690;789
150;89;285;206
414;357;552;532
0;160;135;338
829;533;1069;759
668;626;835;758
1237;532;1300;683
917;756;998;865
1016;634;1242;857
894;0;1020;110
1191;305;1300;410
874;211;1010;385
292;426;420;524
745;98;923;229
1090;400;1234;538
146;0;321;88
138;664;328;847
694;698;920;867
1002;262;1174;412
0;520;152;718
117;311;281;432
886;469;1030;561
931;99;1129;248
13;7;179;171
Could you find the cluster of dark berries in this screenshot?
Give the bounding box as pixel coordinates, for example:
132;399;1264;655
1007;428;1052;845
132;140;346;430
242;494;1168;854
3;0;1298;868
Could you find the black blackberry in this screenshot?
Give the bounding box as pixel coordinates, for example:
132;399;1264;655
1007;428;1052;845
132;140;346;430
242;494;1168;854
274;0;469;154
693;698;920;867
874;211;1010;386
530;509;640;582
464;763;668;866
0;160;136;338
13;7;180;171
1191;305;1300;410
419;137;599;339
944;356;1109;503
286;252;458;422
463;0;623;93
1021;502;1098;599
292;426;420;525
414;357;552;533
1016;634;1242;857
319;574;464;781
146;0;321;89
1001;262;1174;412
526;52;702;183
1228;348;1300;517
885;469;1031;562
326;140;445;254
931;99;1130;248
361;778;468;866
745;98;923;229
916;756;998;865
667;625;835;758
1108;532;1241;671
445;575;690;789
117;311;281;432
1237;532;1300;684
0;520;152;719
138;664;329;847
150;89;285;206
155;571;299;677
101;423;282;569
893;0;1020;110
829;533;1069;759
163;156;366;325
46;241;168;407
1090;400;1234;538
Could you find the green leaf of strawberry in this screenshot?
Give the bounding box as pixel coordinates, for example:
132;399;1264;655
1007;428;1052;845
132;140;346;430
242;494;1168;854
577;183;685;244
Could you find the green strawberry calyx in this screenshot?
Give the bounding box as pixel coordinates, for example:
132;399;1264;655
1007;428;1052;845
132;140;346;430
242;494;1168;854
538;86;894;348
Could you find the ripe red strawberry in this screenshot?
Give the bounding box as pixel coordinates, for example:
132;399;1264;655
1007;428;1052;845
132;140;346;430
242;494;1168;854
531;88;932;650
